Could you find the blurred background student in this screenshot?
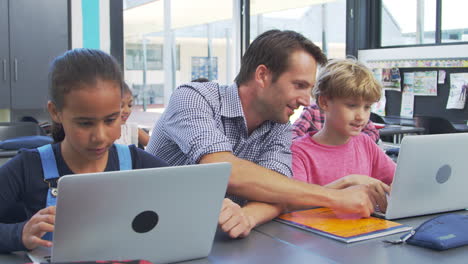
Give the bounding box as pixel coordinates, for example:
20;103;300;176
115;83;150;148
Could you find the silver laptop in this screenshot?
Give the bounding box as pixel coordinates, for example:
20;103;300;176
28;162;231;263
378;133;468;219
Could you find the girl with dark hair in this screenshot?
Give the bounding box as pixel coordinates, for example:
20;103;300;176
0;49;168;253
0;49;252;253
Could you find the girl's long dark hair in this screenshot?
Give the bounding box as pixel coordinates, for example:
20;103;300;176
48;48;123;142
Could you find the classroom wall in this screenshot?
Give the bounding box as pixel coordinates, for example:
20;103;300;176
0;111;9;122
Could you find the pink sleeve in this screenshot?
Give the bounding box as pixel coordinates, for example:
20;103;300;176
362;120;380;143
292;110;312;140
369;139;396;185
291;144;309;183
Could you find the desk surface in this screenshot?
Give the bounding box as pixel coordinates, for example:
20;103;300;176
2;212;467;264
256;211;468;264
382;116;416;126
0;150;18;158
452;123;468;132
383;116;468;133
0;229;332;264
379;125;425;136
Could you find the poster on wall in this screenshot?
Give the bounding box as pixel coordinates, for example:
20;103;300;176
438;70;446;84
372;93;386;116
400;73;415;117
372;68;382;84
446;73;468;109
413;71;438;96
381;68;401;91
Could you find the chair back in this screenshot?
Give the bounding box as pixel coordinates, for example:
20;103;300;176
0;122;45;141
415;116;457;134
370;112;385;124
0;122;44;223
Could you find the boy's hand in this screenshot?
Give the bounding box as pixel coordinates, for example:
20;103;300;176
22;206;56;250
218;198;255;239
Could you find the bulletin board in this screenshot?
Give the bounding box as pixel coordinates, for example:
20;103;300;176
384;67;468;122
358;45;468;122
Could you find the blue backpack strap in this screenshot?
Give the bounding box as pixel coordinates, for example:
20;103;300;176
114;144;132;170
37;144;60;241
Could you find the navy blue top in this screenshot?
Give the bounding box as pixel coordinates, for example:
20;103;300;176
0;143;168;253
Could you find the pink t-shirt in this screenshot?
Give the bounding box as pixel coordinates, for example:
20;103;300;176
292;132;395;185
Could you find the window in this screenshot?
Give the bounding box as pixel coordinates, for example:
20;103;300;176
381;0;468;47
125;43;180;71
441;0;468;43
123;0;235;112
381;0;436;46
250;0;347;59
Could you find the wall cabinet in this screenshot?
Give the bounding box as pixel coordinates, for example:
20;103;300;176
0;0;68;113
0;0;10;109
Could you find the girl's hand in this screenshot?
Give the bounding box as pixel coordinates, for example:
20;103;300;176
22;206;56;250
218;198;255;239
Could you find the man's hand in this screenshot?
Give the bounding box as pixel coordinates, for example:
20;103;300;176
218;198;255;239
22;206;56;250
326;175;390;213
329;185;375;218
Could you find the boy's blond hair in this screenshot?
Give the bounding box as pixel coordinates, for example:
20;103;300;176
312;58;381;103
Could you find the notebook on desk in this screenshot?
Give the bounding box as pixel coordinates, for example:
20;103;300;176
376;133;468;220
27;163;231;264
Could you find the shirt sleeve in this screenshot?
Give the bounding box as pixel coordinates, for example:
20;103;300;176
256;125;293;177
362;120;380;143
291;143;310;183
160;86;234;163
0;153;29;253
292;105;324;140
368;137;396;185
292;107;313;140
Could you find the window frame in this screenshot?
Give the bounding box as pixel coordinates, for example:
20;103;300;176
355;0;468;52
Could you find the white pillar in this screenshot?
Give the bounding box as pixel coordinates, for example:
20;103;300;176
99;0;110;52
232;0;241;80
163;0;174;107
70;0;83;49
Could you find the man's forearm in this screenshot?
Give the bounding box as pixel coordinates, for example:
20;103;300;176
200;152;337;210
242;201;285;227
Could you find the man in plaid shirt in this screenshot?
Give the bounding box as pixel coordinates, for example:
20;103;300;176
148;30;380;239
292;103;380;142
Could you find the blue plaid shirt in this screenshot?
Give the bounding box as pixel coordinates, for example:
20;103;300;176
146;82;293;178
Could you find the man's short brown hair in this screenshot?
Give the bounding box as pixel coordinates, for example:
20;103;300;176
235;30;327;86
